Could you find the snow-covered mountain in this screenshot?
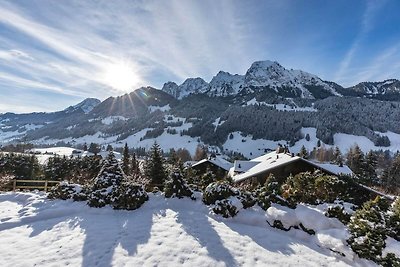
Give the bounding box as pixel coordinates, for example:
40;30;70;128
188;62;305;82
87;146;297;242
348;79;400;95
2;59;400;156
242;60;341;98
208;71;244;97
162;60;342;99
64;98;101;114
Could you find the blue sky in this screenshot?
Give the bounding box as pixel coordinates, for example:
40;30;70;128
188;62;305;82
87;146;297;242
0;0;400;113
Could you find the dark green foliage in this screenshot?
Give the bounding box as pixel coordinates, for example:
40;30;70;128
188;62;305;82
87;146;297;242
381;253;400;267
346;145;365;177
88;143;100;155
347;197;393;263
382;154;400;194
256;174;288;210
144;142;167;188
0;153;42;179
236;191;256;209
48;181;87;201
87;151;124;208
111;182;148;210
202;181;252;217
281;171;373;205
212;199;239;218
298;145;308;158
122;143;130;175
332;146;343;167
164;170;195;199
203;181;237;205
387;198;400;241
325;206;351;224
200;170;217;189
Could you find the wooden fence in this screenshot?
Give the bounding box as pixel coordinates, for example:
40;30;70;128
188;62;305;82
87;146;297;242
11;180;60;192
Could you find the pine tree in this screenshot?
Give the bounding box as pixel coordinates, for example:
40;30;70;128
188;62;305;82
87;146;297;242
299;145;308;158
131;152;139;177
347;145;365;177
364;150;378;185
88;143;100;156
87;151;125;207
317;140;321;147
145;142;167;189
168;148;179;166
382;154;400;193
106;144;113;151
83;143;88;151
333;146;343;166
122;143;130;175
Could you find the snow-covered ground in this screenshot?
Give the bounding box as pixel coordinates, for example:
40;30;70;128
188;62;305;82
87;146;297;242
224;127;400;159
334;131;400;154
0;192;376;267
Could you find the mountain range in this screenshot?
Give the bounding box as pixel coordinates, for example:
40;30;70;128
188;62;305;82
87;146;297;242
1;60;400;158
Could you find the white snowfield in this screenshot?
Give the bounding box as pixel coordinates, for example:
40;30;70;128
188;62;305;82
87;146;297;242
0;192;376;267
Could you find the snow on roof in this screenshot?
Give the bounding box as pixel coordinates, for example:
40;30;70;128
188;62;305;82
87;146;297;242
309;162;353;176
232;160;261;173
233;151;354;183
191;156;233;171
233;153;300;182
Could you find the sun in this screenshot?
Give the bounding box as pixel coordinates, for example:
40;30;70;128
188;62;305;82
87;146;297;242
102;61;140;92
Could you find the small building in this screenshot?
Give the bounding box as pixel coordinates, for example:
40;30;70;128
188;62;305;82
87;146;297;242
230;150;352;184
191;155;233;177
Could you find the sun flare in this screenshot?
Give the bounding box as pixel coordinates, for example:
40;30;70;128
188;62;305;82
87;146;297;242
102;61;139;92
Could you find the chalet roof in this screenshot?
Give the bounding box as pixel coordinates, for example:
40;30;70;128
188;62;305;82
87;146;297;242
191;155;233;171
232;160;261;173
232;151;353;183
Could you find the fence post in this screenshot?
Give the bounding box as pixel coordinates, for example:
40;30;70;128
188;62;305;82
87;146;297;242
44;180;48;192
13;179;16;191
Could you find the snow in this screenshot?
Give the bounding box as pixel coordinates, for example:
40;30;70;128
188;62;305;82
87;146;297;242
192;156;233;171
65;98;101;114
310;162;353;176
148;104;171;113
223;131;286;159
334;131;400;154
382;237;400;258
245;98;317;112
27;147;121;164
212;117;225;131
232;150;352;182
0;192;375;267
101;116;128;125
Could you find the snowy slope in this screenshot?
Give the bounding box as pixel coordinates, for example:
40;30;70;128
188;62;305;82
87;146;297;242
208;71;244;96
0;192;376;267
244;61;341;98
64;98;101;114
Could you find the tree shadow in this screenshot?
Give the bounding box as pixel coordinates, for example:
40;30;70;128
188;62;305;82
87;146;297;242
173;206;238;266
222;219;354;265
0;195;156;267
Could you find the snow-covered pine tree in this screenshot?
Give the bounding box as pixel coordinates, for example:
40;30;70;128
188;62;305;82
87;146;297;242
122;143;130;175
333;146;343;166
87;151;124;207
144;142;167;190
164;169;195;199
299;145;308;158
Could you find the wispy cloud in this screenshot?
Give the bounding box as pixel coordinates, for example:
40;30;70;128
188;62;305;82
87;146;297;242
0;0;399;113
334;0;387;84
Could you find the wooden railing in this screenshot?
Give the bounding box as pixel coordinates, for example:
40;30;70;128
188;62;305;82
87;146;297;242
11;180;60;192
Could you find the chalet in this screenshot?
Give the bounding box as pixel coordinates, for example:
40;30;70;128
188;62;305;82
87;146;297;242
230;149;352;184
190;155;233;177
